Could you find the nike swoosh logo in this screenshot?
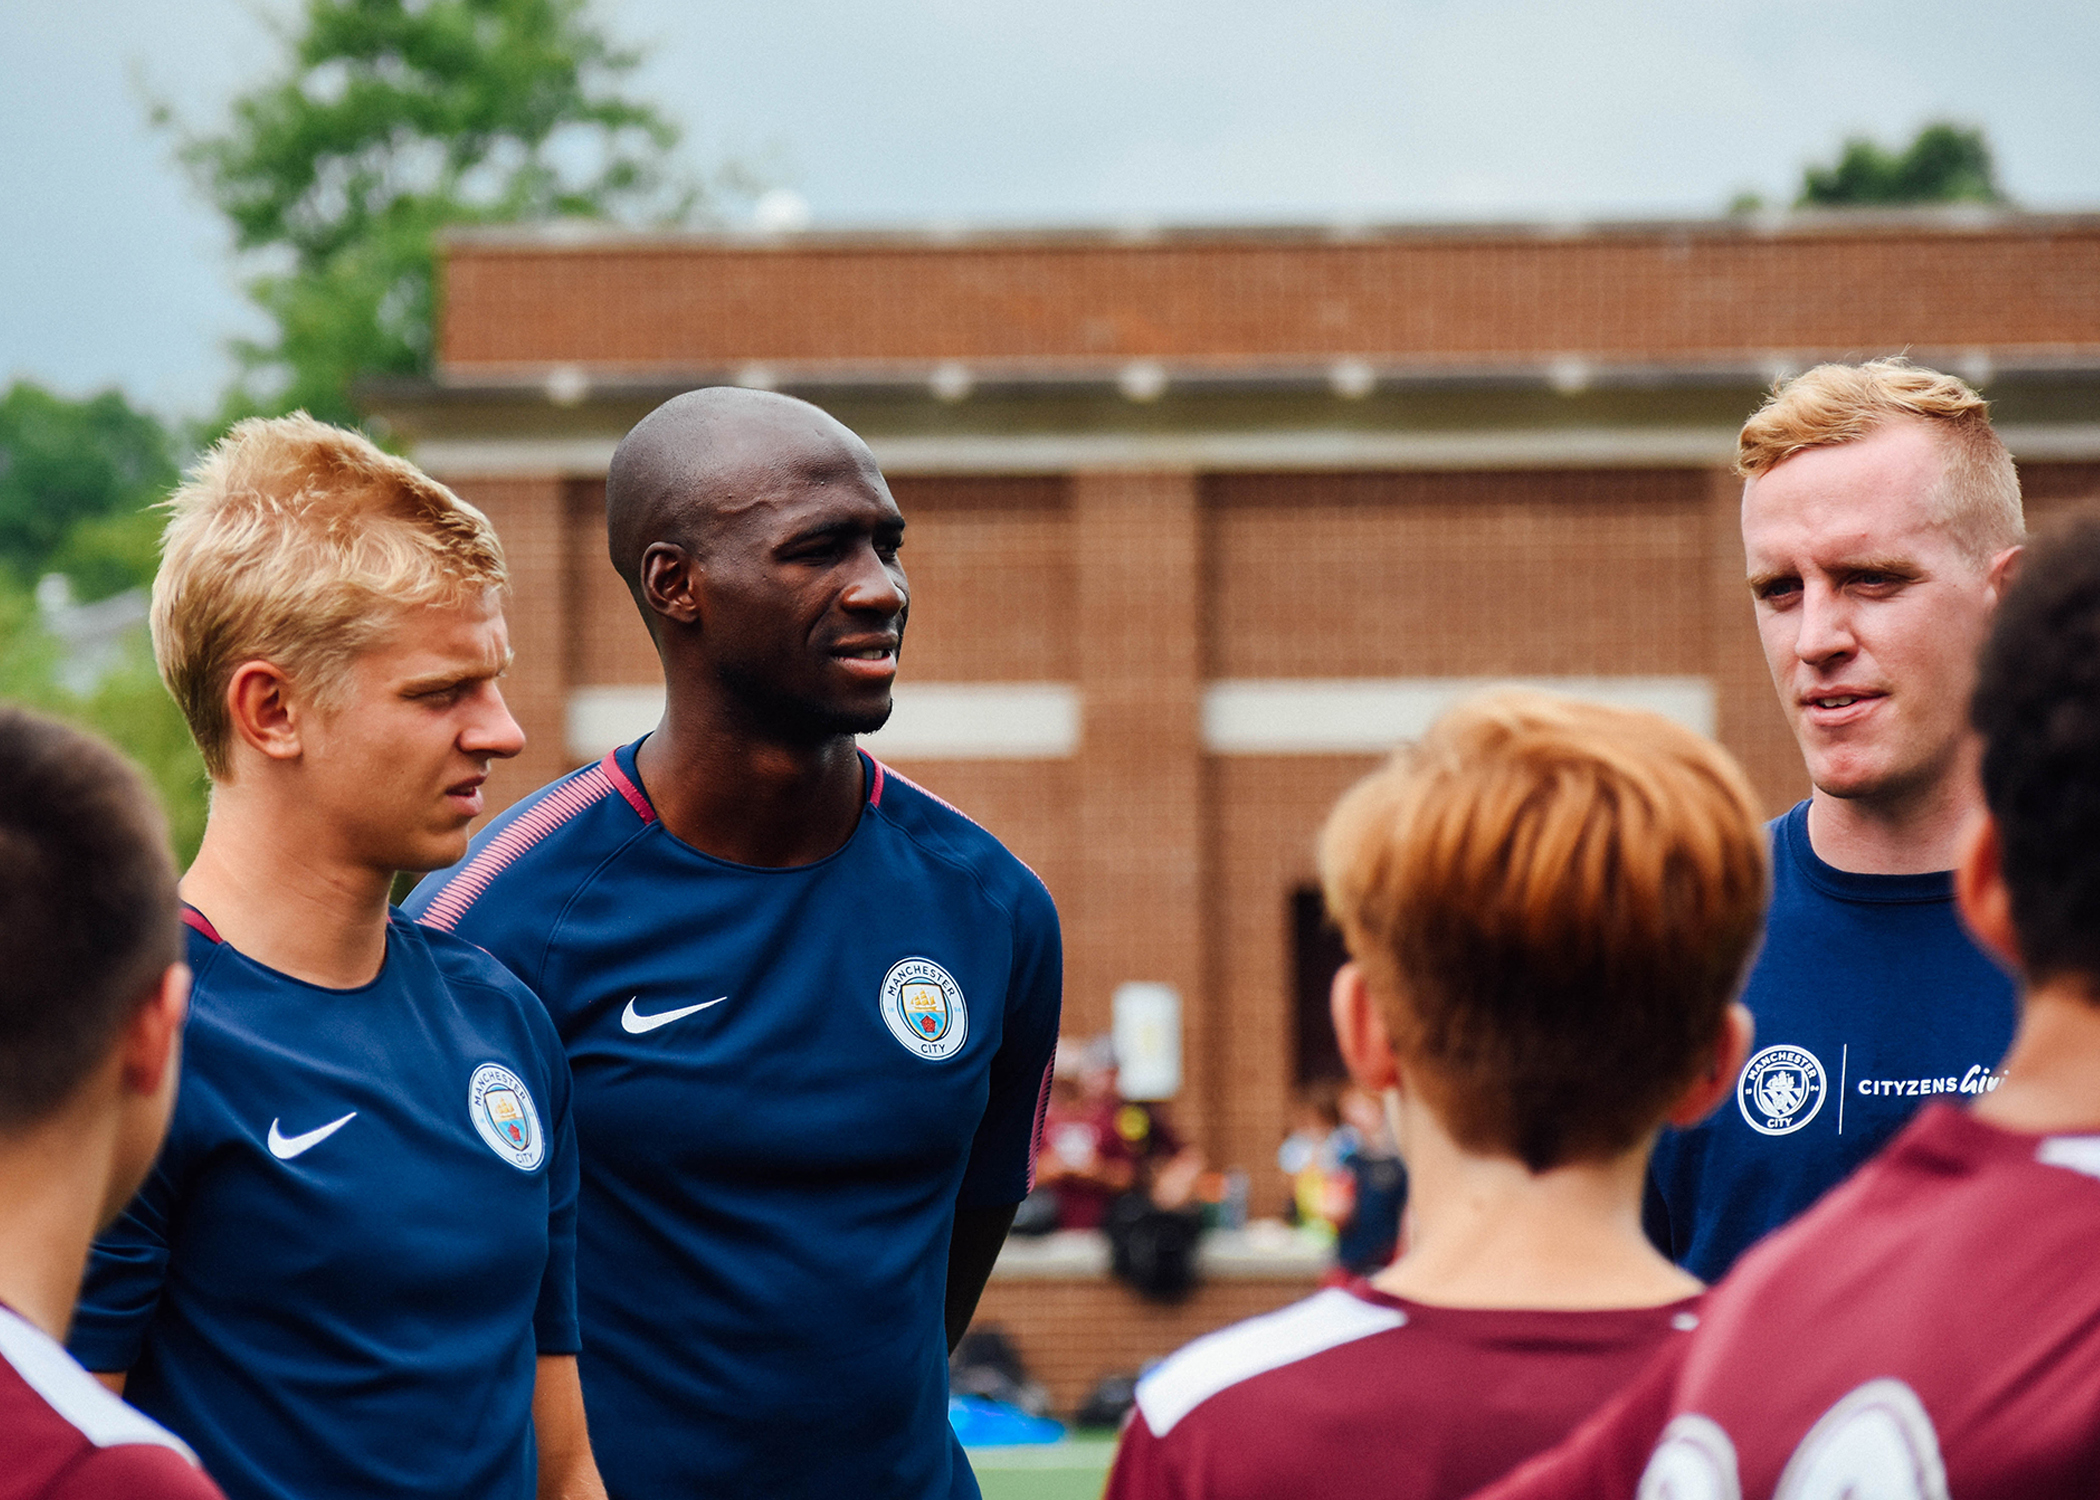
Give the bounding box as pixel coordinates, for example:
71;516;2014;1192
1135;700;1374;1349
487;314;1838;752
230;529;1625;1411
621;996;727;1034
267;1112;357;1160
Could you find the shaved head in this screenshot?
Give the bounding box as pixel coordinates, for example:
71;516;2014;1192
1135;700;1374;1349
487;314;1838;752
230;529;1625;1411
606;387;882;597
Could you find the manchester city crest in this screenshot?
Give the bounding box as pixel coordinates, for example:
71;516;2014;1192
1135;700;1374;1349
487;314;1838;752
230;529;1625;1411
879;957;968;1061
1737;1044;1828;1136
468;1061;545;1170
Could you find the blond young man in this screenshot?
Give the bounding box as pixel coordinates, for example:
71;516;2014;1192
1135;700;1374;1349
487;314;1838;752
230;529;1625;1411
1645;359;2023;1282
67;417;602;1500
0;708;222;1500
1102;691;1762;1500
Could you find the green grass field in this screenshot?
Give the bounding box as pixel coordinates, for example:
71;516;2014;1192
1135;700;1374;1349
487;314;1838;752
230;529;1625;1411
967;1437;1117;1500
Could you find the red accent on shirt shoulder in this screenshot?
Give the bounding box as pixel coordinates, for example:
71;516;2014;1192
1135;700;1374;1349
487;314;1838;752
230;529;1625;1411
179;907;222;945
417;765;625;933
598;751;657;824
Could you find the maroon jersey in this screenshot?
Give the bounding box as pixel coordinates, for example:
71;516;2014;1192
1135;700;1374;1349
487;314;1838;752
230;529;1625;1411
0;1305;221;1500
1479;1105;2100;1500
1103;1282;1702;1500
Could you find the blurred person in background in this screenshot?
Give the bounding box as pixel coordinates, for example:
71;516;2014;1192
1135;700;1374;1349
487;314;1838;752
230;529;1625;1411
1038;1035;1204;1232
0;708;218;1500
1104;690;1763;1500
1646;359;2022;1281
69;418;598;1500
1333;1085;1407;1278
1479;520;2100;1499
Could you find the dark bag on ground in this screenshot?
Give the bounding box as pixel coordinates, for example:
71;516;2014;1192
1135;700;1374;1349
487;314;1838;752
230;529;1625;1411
1104;1192;1203;1302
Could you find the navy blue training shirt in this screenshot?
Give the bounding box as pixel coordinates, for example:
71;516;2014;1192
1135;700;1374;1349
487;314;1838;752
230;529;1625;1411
1645;800;2018;1281
70;912;579;1500
404;741;1063;1500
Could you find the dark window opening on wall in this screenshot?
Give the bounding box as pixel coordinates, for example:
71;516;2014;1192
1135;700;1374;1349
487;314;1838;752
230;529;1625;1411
1291;886;1350;1086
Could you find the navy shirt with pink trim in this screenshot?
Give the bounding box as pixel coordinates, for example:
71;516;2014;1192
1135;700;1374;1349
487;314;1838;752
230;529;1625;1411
404;738;1063;1500
70;914;578;1500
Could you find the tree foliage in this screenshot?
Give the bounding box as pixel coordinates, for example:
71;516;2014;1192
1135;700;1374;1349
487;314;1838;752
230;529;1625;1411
1797;122;2006;208
169;0;702;425
0;384;206;864
0;382;178;599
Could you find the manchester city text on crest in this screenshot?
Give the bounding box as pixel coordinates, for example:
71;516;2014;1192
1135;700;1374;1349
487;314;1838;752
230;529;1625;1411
468;1061;546;1170
878;957;969;1061
1737;1043;1828;1136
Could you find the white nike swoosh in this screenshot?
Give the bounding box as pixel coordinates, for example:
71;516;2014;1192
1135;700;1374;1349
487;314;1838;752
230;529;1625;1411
621;996;728;1034
267;1112;357;1160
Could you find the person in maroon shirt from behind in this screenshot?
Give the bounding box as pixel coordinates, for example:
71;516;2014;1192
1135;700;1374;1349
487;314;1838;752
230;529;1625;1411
1476;522;2100;1500
1104;689;1765;1500
0;707;220;1500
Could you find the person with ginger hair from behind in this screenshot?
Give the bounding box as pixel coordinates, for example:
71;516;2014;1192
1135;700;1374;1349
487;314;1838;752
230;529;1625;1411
1102;689;1764;1500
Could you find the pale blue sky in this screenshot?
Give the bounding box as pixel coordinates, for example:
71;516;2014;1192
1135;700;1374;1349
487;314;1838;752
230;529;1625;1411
5;0;2097;416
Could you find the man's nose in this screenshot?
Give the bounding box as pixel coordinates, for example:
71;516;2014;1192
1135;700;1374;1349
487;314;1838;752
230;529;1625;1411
1794;580;1855;665
464;684;528;761
842;545;908;616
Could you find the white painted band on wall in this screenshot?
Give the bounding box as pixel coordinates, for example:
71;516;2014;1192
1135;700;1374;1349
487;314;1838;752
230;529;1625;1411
566;681;1081;762
413;423;2100;481
1200;676;1716;753
570;675;1713;762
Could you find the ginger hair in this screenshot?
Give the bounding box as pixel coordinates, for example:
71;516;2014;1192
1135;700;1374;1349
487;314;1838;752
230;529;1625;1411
1319;690;1767;1173
1737;357;2023;563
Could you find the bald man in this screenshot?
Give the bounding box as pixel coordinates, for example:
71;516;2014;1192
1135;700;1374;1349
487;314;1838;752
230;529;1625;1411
406;389;1063;1500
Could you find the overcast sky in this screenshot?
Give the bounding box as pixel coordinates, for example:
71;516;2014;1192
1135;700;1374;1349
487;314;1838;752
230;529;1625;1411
5;0;2097;416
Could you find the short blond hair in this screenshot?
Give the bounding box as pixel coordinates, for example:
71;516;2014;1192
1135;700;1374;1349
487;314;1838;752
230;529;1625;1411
1319;690;1767;1172
1736;357;2023;562
153;414;506;779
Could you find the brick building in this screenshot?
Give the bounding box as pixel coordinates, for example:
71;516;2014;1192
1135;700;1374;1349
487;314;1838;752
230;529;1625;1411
370;212;2100;1403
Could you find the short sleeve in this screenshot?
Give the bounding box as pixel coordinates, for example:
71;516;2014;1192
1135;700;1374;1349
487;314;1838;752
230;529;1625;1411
956;876;1063;1208
68;1161;178;1374
532;1024;582;1355
1471;1333;1689;1499
1102;1410;1187;1500
48;1442;227;1500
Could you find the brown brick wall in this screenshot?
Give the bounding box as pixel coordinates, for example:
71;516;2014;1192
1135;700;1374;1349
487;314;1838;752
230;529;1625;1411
566;480;661;690
1206;469;1713;679
451;474;578;810
440;223;2100;374
886;476;1072;683
1068;474;1209;1119
968;1275;1322;1415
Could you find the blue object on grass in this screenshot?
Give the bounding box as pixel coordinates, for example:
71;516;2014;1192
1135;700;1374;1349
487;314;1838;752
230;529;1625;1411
949;1394;1065;1446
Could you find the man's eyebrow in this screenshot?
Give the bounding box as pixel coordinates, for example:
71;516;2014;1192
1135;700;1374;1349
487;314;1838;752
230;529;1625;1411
1746;555;1919;592
781;515;905;546
398;650;512;693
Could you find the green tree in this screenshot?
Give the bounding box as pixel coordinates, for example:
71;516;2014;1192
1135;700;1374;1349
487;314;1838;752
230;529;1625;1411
1797;122;2007;208
0;382;178;599
167;0;708;426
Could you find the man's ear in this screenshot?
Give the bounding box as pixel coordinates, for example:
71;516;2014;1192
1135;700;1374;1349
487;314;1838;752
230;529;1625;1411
225;660;303;763
1330;962;1399;1093
1986;543;2022;604
640;543;703;626
1666;1001;1754;1129
119;963;190;1100
1955;812;2022;974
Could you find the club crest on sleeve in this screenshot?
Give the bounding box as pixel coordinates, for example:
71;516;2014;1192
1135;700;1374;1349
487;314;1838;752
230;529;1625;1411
468;1062;545;1170
1737;1044;1827;1136
879;958;968;1061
